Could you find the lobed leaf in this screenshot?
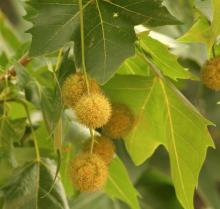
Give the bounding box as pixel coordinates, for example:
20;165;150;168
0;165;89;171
104;75;214;209
26;0;179;83
139;35;196;80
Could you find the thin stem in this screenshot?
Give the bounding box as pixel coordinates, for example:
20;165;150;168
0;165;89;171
53;48;64;107
3;78;9;117
24;104;40;162
212;45;216;58
79;0;95;153
55;48;63;72
79;0;90;94
89;129;95;154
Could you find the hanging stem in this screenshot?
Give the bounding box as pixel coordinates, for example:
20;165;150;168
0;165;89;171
79;0;90;94
212;45;216;58
79;0;95;153
24;104;40;162
89;129;95;154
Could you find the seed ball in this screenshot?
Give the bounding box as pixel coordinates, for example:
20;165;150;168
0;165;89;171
83;135;115;165
103;103;134;139
70;153;108;192
75;93;111;129
61;72;101;107
202;57;220;91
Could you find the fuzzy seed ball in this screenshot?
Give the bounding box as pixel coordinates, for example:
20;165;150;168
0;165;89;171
70;153;108;192
103;103;134;139
83;135;115;165
202;57;220;90
75;93;111;129
61;72;101;107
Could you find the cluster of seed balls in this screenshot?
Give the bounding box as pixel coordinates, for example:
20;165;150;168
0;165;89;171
61;72;134;192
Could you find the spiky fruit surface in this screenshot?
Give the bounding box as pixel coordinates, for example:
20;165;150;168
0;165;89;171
103;103;134;139
70;153;108;192
202;57;220;90
61;72;100;107
75;93;111;129
84;136;115;165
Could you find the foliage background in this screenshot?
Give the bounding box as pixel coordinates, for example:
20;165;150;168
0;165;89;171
0;0;220;209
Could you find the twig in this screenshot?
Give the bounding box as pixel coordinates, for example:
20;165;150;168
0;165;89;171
0;54;31;81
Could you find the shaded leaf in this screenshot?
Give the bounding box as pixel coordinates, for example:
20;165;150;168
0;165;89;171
57;49;76;85
0;159;70;209
137;167;183;209
27;0;179;83
0;117;26;167
198;146;220;208
0;163;39;209
0;16;20;55
16;63;62;132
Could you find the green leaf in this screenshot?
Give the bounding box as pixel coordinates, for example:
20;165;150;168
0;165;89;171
0;117;26;167
0;117;26;143
57;50;76;86
60;144;75;197
0;52;8;68
104;75;214;209
70;192;128;209
40;86;62;131
0;16;20;55
117;55;150;76
177;16;213;52
6;102;28;120
0;159;70;209
0;163;39;209
178;0;220;55
105;157;140;209
27;0;179;83
211;0;220;39
15;63;62;132
139;35;196;81
0;159;13;187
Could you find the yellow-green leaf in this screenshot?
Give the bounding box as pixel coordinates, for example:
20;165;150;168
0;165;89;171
104;75;214;209
105;157;140;209
139;35;196;80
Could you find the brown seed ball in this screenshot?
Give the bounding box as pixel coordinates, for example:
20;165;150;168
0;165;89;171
103;103;134;139
70;153;108;192
202;57;220;90
83;136;115;165
61;72;101;107
75;93;111;129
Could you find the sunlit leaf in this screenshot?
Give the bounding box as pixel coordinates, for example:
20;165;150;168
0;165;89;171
105;157;140;209
138;35;196;80
177;16;213;52
104;75;214;209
